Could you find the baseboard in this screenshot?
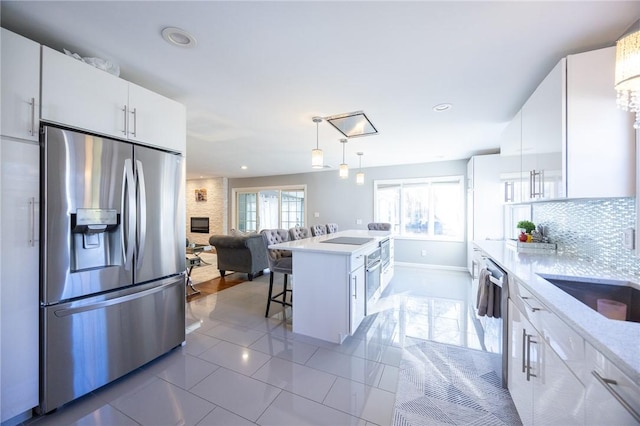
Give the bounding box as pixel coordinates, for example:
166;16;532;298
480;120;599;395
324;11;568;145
394;261;469;273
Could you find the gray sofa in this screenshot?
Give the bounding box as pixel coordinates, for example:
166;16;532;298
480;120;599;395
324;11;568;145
208;234;269;281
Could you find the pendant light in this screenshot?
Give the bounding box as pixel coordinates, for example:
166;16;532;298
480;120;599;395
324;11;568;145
615;21;640;128
311;116;324;169
356;152;364;185
339;139;349;179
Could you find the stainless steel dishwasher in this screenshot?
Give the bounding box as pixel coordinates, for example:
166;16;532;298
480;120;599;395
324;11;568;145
471;254;509;388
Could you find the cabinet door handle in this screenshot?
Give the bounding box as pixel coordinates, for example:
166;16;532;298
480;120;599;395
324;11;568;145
121;105;128;135
591;371;640;423
28;97;36;136
526;334;537;381
504;181;514;202
529;170;545;198
29;197;39;247
352;275;357;298
521;328;527;373
129;107;137;137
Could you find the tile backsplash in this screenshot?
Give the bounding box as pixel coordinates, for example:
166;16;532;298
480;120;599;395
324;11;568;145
532;197;640;276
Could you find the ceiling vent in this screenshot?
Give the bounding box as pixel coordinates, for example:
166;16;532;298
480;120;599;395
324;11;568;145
325;111;378;138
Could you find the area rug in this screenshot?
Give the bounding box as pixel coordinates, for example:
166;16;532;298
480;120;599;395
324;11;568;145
393;339;522;426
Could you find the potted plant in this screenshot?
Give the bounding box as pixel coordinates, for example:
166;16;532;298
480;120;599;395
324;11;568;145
516;220;536;242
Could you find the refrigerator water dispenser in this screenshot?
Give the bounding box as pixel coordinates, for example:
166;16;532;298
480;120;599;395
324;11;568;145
70;208;120;270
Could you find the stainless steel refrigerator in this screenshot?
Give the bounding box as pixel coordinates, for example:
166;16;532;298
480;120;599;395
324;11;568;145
39;125;186;413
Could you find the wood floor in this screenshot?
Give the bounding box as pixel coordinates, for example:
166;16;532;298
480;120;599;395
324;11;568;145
186;273;248;302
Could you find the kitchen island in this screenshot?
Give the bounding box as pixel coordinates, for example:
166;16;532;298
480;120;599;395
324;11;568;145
269;229;392;343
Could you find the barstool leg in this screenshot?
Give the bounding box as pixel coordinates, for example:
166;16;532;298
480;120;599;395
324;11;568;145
265;271;275;317
282;274;288;305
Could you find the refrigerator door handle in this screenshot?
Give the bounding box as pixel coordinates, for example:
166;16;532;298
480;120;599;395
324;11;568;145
135;159;147;270
53;279;179;317
121;159;136;270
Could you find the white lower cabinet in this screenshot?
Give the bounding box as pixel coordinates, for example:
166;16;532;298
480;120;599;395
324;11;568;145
350;262;365;334
1;137;40;422
292;248;369;343
508;296;585;425
508;300;535;425
534;337;585;425
584;343;640;425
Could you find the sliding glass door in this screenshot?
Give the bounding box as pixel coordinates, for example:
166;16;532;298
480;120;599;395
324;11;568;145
234;186;306;232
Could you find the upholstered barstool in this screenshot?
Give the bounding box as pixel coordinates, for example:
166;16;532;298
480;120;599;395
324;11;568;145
260;229;293;317
367;222;392;231
326;223;339;234
310;224;327;237
289;226;311;240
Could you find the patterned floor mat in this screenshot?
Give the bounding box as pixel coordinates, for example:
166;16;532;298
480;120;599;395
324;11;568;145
393;339;522;426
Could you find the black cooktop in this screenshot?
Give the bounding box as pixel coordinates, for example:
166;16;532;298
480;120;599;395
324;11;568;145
320;237;374;245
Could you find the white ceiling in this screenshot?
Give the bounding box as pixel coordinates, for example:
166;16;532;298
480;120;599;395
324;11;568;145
2;1;638;179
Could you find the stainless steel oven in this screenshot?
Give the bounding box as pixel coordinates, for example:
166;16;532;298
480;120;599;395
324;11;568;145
365;248;382;314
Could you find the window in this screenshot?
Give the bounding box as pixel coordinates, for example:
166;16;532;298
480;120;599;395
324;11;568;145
374;176;464;241
233;186;306;232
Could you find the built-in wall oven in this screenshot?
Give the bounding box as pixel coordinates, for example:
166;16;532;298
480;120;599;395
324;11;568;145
471;252;509;388
365;247;382;314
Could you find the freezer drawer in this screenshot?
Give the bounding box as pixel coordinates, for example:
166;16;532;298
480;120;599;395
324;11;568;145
39;276;185;413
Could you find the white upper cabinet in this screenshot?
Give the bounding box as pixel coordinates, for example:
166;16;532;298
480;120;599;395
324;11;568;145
41;46;131;137
566;47;635;198
520;59;566;201
41;46;185;153
500;47;635;200
1;28;41;141
128;83;186;153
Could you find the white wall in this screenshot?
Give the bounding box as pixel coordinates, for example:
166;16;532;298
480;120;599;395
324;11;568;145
228;159;468;269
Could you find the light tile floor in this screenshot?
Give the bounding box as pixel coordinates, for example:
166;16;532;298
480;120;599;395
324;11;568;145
23;266;509;426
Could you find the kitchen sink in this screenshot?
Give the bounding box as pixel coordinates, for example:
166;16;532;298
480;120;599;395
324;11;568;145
538;274;640;323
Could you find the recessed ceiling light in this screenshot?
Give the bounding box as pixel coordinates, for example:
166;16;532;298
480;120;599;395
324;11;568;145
433;103;452;112
161;27;197;48
241;165;248;170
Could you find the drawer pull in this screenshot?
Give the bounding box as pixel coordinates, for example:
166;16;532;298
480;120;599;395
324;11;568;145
521;296;543;313
592;371;640;423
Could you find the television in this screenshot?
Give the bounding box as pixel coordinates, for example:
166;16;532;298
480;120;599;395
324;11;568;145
190;217;209;233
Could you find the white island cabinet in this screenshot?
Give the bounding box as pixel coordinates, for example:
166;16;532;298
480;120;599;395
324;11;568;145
269;230;391;344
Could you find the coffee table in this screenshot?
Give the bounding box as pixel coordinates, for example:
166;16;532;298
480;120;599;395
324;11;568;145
185;244;212;295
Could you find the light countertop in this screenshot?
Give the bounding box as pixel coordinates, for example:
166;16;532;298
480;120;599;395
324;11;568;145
269;230;391;255
475;240;640;386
